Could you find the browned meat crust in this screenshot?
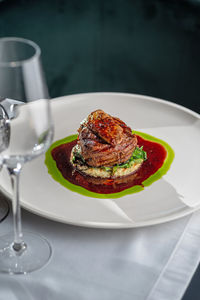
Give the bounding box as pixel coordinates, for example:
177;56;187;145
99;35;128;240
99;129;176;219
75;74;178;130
77;110;137;167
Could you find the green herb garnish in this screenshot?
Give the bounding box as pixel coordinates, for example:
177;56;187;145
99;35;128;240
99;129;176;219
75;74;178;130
102;146;147;174
72;145;85;164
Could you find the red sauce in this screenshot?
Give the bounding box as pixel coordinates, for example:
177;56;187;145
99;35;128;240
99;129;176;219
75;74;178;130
51;135;167;194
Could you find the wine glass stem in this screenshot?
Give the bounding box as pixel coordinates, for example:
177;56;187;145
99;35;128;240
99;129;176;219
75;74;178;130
7;163;26;252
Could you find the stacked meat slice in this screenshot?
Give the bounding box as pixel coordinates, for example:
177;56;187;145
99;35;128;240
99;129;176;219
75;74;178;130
77;110;137;167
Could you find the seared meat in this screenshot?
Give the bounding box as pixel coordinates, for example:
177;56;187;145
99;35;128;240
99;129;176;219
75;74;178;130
77;110;137;167
83;110;123;146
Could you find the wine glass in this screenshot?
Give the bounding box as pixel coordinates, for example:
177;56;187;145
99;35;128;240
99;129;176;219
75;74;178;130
0;97;23;222
0;37;53;274
0;104;10;222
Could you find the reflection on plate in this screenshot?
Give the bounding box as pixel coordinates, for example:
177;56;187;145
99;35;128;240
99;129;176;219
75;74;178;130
0;93;199;228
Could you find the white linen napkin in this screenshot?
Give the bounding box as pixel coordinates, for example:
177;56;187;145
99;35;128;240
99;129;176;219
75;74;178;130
0;199;200;300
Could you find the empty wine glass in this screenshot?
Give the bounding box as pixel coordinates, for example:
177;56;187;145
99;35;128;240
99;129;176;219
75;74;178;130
0;37;53;274
0;104;10;222
0;97;23;222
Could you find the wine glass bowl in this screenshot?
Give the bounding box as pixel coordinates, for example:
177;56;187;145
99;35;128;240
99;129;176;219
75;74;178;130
2;99;52;165
0;37;53;274
0;37;49;101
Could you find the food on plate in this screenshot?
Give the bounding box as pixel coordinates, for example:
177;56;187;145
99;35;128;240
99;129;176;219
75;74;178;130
70;110;147;178
47;109;172;197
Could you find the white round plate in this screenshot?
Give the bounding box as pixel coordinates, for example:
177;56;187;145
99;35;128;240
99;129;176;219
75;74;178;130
0;93;199;228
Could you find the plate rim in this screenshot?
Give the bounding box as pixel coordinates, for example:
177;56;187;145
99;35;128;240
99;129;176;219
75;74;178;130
51;92;200;119
2;183;199;229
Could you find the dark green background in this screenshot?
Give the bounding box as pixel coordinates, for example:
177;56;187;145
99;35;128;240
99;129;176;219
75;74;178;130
0;0;200;113
0;1;199;299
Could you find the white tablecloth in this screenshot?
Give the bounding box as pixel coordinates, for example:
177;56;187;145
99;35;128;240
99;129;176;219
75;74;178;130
1;197;200;300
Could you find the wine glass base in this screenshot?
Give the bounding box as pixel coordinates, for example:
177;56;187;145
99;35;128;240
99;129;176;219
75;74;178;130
0;197;9;222
0;231;52;274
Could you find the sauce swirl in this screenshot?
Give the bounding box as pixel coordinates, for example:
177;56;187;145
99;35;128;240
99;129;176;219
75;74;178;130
51;135;168;195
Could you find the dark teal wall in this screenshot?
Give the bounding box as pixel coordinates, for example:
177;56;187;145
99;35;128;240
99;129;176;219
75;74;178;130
0;0;200;113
